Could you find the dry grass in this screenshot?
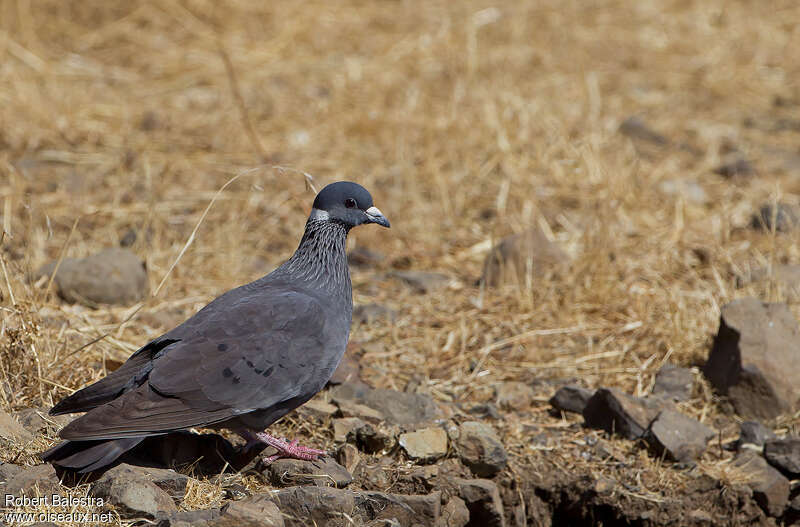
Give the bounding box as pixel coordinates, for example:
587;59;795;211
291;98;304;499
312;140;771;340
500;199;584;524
2;0;800;523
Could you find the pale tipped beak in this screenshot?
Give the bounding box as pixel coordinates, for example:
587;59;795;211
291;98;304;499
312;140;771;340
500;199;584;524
365;206;390;228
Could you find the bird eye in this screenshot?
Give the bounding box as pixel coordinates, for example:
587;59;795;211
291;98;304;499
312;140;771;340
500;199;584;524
344;198;356;208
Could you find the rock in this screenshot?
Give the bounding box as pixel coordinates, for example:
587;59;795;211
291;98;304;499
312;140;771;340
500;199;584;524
355;491;441;526
737;421;776;451
751;203;800;232
703;298;800;419
353;303;397;324
35;248;148;306
390;270;451;294
739;264;800;301
158;509;221;527
467;403;502;420
714;156;754;178
298;398;338;420
336;444;361;474
213;494;284;527
97;464;190;498
549;385;595;414
355;423;396;454
438;496;470;527
456;421;507;477
13;407;70;435
582;388;661;440
652;364;694;401
3;464;61;498
0;408;34;442
619;116;669;146
337;399;385;423
495;381;534;410
91;472;177;518
732;451;790;517
264;457;352;488
644;409;715;462
763;438;800;477
333;417;368;443
481;228;568;287
455;478;505;527
271;486;355;527
399;427;449;462
332;384;443;426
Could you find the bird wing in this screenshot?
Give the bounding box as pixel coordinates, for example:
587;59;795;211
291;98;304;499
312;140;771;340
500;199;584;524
59;288;334;440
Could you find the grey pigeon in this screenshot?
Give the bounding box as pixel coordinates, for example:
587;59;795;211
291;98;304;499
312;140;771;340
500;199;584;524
41;181;389;472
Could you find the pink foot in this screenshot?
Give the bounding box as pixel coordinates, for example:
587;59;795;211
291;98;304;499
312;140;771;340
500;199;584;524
239;431;327;464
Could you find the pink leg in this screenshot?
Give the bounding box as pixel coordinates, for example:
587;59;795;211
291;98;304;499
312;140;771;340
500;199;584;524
238;430;327;463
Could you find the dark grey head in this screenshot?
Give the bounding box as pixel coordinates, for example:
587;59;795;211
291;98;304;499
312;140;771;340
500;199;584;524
309;181;390;228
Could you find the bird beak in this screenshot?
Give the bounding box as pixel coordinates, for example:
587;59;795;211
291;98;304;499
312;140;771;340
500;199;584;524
365;206;390;228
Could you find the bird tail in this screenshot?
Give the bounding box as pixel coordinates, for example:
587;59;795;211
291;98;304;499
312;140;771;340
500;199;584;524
40;437;145;473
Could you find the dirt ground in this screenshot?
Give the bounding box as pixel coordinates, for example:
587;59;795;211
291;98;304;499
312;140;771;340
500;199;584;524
1;1;800;525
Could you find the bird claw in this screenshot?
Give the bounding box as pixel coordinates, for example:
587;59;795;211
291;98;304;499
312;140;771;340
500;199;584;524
246;431;328;463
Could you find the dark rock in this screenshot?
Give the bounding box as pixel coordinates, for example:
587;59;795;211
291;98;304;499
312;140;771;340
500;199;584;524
703;298;800;419
737;421;776;451
120;228;137;247
348;247;385;267
3;464;61;498
13;406;71;435
481;228;568;287
263;457;352;488
582;388;661;439
550;385;594;414
644;409;715;462
763;438;800;476
213;493;283;527
353;303;397;324
35;248;148;306
91;471;177;518
751;203;800;232
158;509;220;527
455;478;505;527
732;451;790;517
438;496;470;527
355;491;441;526
619;116;669;146
714;157;754;178
467;403;502;420
98;464;190;498
456;421;507;477
333;417;368;443
0;408;34;441
271;486;354;527
652;364;694;401
331;384;443;426
390;270;451;294
399;427;449;462
496;381;534;410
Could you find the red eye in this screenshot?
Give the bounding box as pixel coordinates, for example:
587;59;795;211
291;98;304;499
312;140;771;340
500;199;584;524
344;198;356;208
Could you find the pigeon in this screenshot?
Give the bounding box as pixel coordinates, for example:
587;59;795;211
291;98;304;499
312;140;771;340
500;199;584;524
41;181;389;472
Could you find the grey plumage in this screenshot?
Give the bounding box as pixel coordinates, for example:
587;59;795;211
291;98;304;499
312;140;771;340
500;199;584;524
42;181;389;472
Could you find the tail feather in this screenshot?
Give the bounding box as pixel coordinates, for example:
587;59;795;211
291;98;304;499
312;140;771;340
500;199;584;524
41;437;145;473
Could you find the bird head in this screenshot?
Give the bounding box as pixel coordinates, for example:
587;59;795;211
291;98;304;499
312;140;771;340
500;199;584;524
308;181;390;229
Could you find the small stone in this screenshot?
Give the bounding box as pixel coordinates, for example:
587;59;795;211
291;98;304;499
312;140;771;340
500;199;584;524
4;464;61;498
298;398;338;420
390;270;451;294
582;388;661;439
337;399;385;423
732;451;790;517
550;385;595;414
496;381;534;410
363;389;442;426
704;298;800;419
13;407;70;435
438;496;470;527
763;438;800;477
652;364;694;401
336;443;361;474
456;421;507;477
737;421;776;451
91;473;177;518
213;493;284;527
271;486;355;527
455;478;505;527
264;457;352;488
467;403;502;420
97;464;190;499
399;427;449;462
333;417;368;443
35;248;148;306
353;303;397;324
644;409;715;462
714;156;754;178
619;116;669;145
481;228;568;287
751;203;800;232
355;491;441;526
355;423;396;454
0;408;34;442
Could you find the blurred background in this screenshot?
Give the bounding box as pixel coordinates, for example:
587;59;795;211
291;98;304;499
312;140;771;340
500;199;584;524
1;0;800;519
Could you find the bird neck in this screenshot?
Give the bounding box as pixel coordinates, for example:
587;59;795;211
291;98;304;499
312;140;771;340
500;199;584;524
280;220;351;294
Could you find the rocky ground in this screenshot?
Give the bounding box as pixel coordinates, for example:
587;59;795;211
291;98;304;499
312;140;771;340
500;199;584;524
2;0;800;526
